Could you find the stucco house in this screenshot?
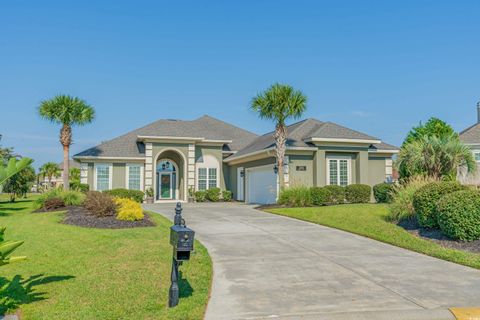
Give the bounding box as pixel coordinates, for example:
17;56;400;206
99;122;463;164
73;115;398;204
458;103;480;184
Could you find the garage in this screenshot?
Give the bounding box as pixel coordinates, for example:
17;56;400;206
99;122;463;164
246;165;278;204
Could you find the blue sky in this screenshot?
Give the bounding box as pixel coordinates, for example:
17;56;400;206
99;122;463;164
1;0;480;169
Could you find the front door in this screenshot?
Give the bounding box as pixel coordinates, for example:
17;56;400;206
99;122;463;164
160;173;172;199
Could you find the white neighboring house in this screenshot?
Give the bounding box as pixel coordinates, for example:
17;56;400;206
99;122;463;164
41;160;80;188
458;103;480;184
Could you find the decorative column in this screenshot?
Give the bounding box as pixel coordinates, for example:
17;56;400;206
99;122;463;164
283;156;290;188
145;143;153;190
385;158;393;180
187;144;195;192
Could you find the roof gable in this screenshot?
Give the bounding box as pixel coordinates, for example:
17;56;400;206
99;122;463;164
460;123;480;144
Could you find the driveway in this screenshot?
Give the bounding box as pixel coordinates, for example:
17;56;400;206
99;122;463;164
145;203;480;320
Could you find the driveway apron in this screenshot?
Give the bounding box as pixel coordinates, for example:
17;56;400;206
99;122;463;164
144;203;480;320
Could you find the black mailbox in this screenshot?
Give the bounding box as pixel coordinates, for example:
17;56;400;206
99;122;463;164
170;224;195;261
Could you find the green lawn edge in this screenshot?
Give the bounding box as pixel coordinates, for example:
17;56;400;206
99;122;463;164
0;196;212;320
265;204;480;270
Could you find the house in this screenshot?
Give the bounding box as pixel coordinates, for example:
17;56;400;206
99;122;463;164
73;115;399;204
458;103;480;184
41;160;80;188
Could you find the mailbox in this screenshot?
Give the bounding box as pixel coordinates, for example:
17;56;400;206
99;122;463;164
170;224;195;261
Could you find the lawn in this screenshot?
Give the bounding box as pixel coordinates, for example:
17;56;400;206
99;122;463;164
266;204;480;270
0;195;212;320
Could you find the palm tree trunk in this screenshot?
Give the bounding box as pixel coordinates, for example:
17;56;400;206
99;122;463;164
60;124;72;191
274;123;287;190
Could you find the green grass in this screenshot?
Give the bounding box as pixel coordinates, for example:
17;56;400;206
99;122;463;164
267;204;480;269
0;195;212;319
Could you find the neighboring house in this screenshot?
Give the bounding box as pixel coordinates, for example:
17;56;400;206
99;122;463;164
459;103;480;184
73;115;398;204
42;160;80;188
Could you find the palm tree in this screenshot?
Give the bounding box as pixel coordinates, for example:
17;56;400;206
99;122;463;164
397;134;476;180
38;95;95;190
39;162;61;188
251;83;307;188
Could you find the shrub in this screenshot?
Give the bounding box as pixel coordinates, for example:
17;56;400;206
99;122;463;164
413;181;465;228
345;184;371;203
222;190;233;202
437;190;480;241
323;185;345;205
388;176;437;221
205;188;221;202
44;197;65;211
104;188;144;203
278;187;312;207
62;190;86;206
70;181;89;192
35;189;85;209
84;191;117;217
310;187;330;206
373;183;394;203
115;198;144;221
195;191;207;202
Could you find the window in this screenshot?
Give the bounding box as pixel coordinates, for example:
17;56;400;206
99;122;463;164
327;158;350;186
95;164;111;191
197;168;217;190
127;164;143;190
475;152;480;162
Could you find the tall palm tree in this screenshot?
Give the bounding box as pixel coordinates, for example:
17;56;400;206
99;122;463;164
251;83;307;188
38;95;95;190
397;134;476;180
39;162;61;188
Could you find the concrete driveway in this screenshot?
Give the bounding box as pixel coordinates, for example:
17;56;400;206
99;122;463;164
145;203;480;320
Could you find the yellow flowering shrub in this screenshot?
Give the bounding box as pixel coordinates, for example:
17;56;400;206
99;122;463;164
115;197;144;221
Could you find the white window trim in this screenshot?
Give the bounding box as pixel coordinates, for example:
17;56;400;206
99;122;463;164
125;163;144;191
473;151;480;162
196;167;219;190
326;156;352;186
94;163;113;191
195;154;220;191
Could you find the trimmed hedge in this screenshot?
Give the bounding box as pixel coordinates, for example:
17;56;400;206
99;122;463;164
345;184;371;203
437;190;480;241
310;187;330;206
323;185;345;205
222;190;233;202
206;188;221;202
373;183;393;203
413;181;465;228
104;188;145;203
194;191;207;202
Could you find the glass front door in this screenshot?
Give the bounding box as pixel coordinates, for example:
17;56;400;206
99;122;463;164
160;173;172;199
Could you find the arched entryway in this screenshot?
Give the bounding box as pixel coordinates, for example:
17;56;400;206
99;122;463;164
154;149;186;201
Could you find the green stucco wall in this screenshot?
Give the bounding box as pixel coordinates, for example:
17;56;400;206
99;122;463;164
368;157;388;186
288;154;314;187
112;163;126;189
195;145;225;190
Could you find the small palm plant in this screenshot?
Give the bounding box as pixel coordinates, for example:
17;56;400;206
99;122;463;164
0;227;26;266
39;95;95;190
251;83;307;188
39;162;61;189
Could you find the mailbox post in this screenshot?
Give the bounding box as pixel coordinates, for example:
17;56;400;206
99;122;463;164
168;202;195;308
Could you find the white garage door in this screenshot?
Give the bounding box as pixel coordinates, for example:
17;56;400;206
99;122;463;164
246;165;278;204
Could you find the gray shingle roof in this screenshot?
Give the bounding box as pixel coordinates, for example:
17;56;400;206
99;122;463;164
226;118;397;161
460;123;480;144
74;115;258;158
370;142;399;151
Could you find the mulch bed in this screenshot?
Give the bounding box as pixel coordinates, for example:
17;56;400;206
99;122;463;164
398;219;480;254
35;206;156;229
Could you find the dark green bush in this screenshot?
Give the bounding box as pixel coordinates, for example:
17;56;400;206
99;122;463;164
70;181;89;192
413;181;465;228
345;184;371;203
104;188;144;203
205;188;221;202
437;190;480;241
194;191;207;202
323;185;345;205
278;187;312;207
310;187;330;206
222;190;233;202
84;191;117;217
373;183;394;203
